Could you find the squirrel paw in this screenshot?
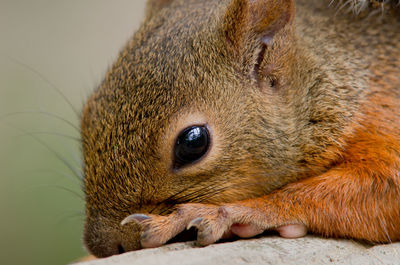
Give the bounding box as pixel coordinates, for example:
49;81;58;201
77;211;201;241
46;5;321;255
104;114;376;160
186;205;268;246
121;203;307;248
121;203;220;248
187;204;308;246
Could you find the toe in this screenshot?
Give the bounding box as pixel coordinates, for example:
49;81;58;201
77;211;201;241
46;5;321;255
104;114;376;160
140;231;165;248
276;224;307;238
196;219;230;246
231;223;264;238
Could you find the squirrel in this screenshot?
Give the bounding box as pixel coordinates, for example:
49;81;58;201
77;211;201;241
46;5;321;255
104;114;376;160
80;0;400;258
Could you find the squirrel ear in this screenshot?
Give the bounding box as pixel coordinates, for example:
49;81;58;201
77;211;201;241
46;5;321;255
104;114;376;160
222;0;295;51
145;0;174;19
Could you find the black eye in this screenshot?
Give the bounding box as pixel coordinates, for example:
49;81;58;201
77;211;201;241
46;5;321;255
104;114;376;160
174;126;210;168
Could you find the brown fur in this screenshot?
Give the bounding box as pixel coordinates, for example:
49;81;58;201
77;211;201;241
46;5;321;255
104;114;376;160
334;0;400;15
80;0;400;257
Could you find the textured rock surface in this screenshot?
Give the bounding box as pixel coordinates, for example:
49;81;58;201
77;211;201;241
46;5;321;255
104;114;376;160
75;236;400;265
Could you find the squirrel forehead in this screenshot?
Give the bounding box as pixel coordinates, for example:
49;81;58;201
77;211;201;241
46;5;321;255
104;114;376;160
113;0;234;95
88;2;246;125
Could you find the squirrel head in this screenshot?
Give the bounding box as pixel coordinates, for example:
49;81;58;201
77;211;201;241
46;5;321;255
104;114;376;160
81;0;361;257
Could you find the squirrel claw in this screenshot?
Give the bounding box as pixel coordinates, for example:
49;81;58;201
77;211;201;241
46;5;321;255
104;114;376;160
187;217;204;230
120;213;151;225
195;218;229;246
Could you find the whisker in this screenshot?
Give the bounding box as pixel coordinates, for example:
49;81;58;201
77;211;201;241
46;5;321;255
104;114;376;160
171;182;222;204
193;183;232;200
170;176;269;206
156;182;225;215
182;182;236;204
70;152;83;171
16;131;81;142
55;211;86;225
19;168;82;185
4;122;83;181
149;169;287;215
149;178;210;214
6;56;80;118
168;180;217;202
31;184;84;201
0;111;80;133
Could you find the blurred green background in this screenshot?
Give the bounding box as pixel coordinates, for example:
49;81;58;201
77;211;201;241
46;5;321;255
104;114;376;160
0;1;146;264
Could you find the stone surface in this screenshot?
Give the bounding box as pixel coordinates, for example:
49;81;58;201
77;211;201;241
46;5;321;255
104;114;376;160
75;236;400;265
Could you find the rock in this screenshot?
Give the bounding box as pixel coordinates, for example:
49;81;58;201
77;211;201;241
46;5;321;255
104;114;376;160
74;236;400;265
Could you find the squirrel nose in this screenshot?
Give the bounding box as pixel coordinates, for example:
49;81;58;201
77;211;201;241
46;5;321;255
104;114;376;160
117;244;126;254
95;239;130;256
84;218;141;257
115;232;140;255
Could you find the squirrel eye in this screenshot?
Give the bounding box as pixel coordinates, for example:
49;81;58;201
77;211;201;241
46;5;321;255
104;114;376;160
174;126;210;168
